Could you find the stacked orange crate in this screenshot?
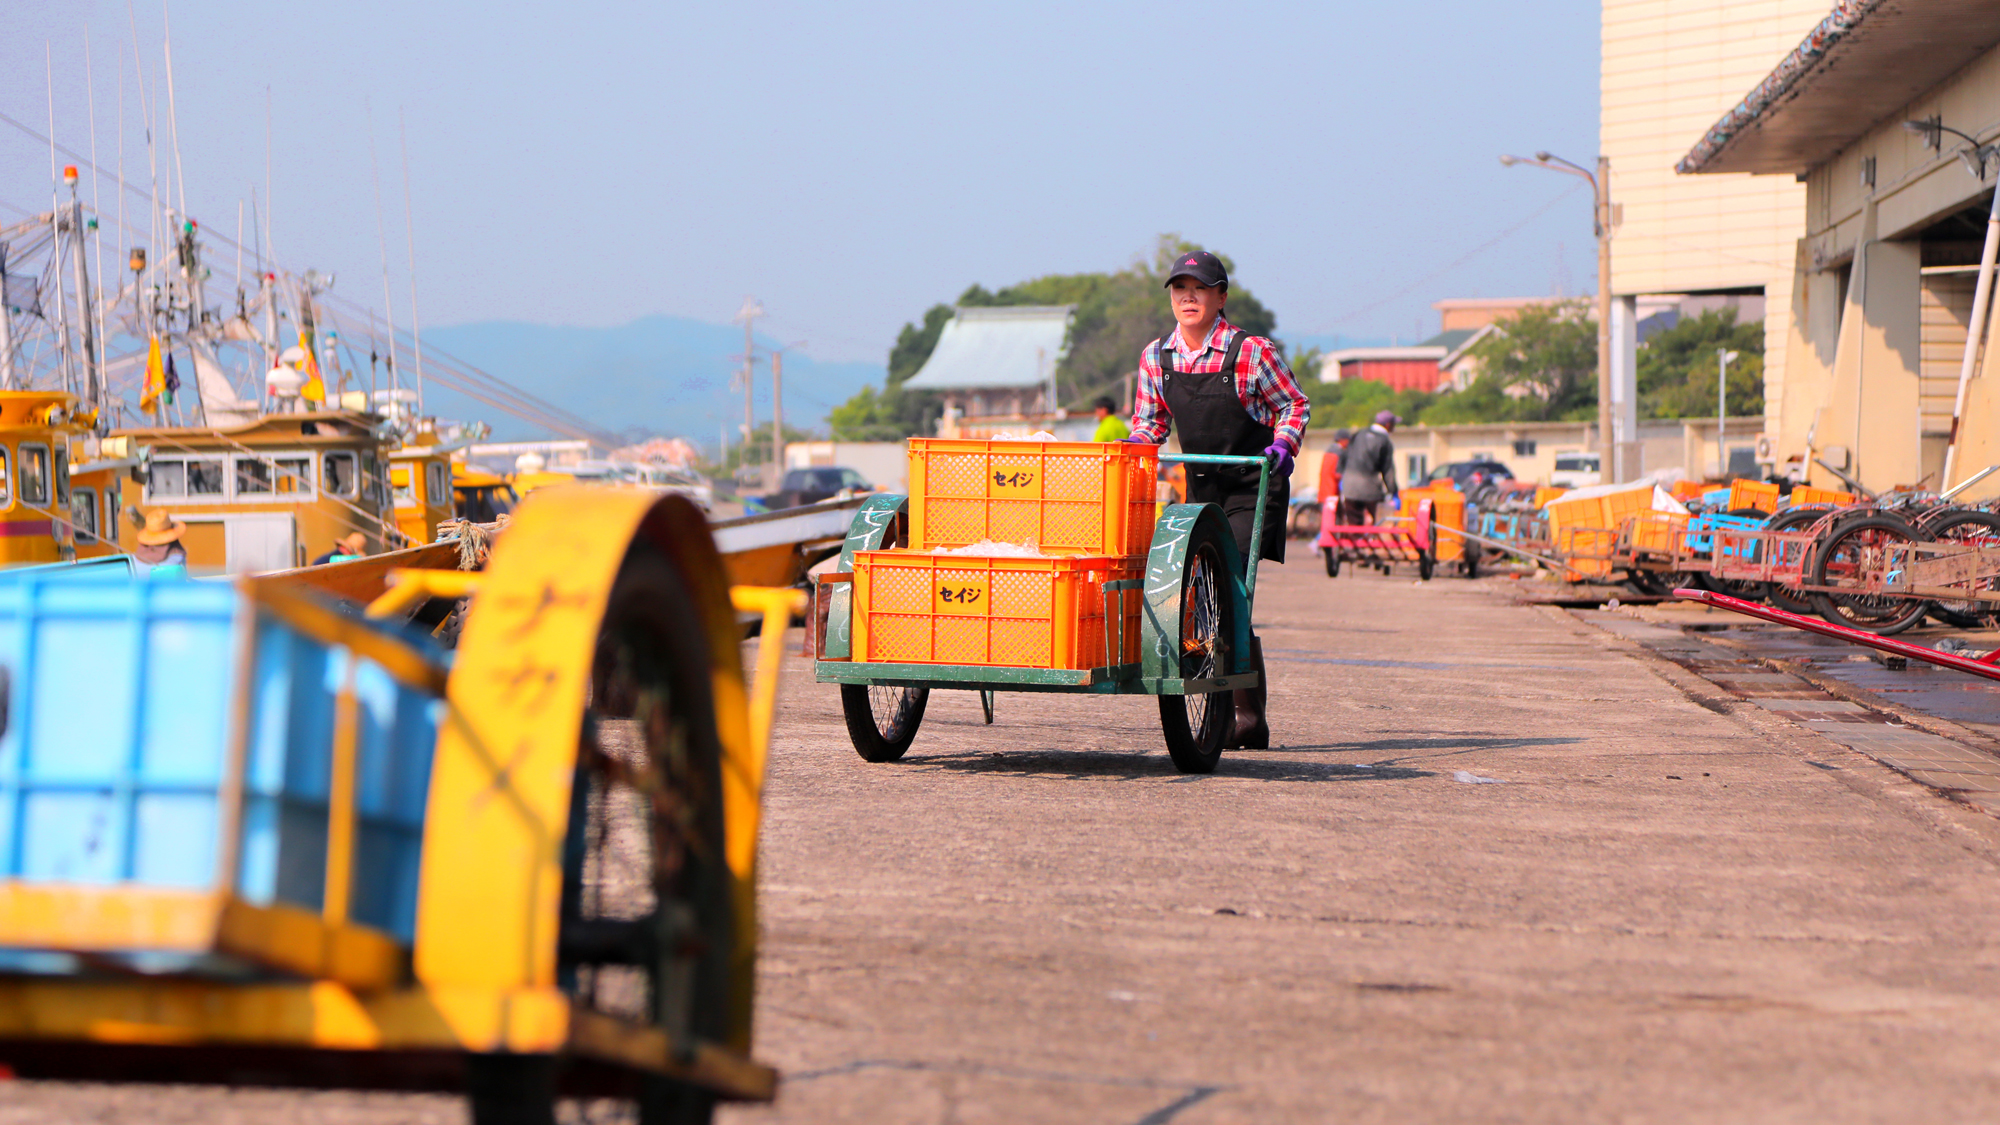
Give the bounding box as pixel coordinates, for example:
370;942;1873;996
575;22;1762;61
849;439;1158;669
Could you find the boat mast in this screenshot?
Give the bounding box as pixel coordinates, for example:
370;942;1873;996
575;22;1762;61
0;245;14;389
65;168;102;415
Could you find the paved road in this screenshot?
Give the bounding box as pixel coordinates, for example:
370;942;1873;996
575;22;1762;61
14;562;2000;1122
727;562;2000;1123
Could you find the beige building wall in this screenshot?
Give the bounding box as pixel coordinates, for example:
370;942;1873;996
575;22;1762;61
1749;43;2000;496
1601;0;1833;457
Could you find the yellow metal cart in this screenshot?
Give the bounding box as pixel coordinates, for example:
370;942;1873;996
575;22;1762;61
0;487;801;1125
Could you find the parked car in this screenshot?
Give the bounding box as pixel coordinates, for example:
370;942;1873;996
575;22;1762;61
1549;452;1602;489
757;466;875;511
1427;460;1516;491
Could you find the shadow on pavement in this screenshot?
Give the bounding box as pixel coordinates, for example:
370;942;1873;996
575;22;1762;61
905;750;1433;782
1284;734;1584;761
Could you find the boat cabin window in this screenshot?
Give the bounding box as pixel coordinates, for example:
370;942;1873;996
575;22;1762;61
235;457;273;495
105;482;119;540
148;459;184;498
272;456;311;496
71;486;98;544
53;446;69;507
18;444;49;507
187;458;225;497
361;451;385;504
323;451;358;497
0;447;12;508
426;462;451;506
392;465;418;508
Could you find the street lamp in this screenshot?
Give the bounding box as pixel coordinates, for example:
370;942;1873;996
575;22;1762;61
1501;151;1615;480
1717;349;1741;477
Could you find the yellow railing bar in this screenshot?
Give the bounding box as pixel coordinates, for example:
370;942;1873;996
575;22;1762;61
730;586;807;763
323;659;361;927
365;569;485;620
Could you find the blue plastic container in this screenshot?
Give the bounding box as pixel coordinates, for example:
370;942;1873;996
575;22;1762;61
0;575;439;942
1686;512;1768;559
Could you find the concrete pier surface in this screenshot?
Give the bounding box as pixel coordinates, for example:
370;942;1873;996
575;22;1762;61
13;562;2000;1122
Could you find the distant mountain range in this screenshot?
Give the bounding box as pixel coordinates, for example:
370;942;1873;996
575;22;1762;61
407;317;1383;447
416;315;887;445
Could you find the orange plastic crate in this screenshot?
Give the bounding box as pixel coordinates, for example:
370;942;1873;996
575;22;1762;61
1728;478;1780;513
1628;511;1689;553
851;550;1142;669
907;438;1159;556
1533;485;1568;508
1789;485;1855;506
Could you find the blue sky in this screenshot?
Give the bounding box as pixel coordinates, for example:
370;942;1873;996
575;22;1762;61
5;0;1600;410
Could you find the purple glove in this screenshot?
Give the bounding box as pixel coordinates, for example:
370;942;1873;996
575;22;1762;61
1263;443;1294;478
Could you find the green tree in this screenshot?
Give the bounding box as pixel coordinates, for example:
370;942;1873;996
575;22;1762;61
1637;307;1764;418
1426;300;1597;424
829;234;1286;440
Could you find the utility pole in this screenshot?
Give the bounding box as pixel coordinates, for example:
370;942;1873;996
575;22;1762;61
1595;156;1614;482
770;349;784;490
1717;348;1741;477
735;296;763;477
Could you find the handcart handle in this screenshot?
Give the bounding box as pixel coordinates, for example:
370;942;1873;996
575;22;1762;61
1158;452;1272;615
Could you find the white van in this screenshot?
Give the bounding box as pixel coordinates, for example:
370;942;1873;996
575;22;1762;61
1549;452;1601;488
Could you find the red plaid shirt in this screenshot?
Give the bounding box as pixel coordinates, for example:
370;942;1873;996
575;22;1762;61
1128;316;1312;455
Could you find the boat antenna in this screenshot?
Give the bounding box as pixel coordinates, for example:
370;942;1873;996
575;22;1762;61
86;23;110;408
366;98;399;406
399;106;425;417
48;42;74;396
161;0;187;221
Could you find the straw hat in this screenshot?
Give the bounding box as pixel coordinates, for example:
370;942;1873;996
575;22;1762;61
335;532;368;555
136;509;185;546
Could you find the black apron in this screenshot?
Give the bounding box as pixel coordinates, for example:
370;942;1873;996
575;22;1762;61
1159;329;1288;563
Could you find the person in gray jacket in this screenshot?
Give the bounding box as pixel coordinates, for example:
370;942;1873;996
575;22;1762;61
1339;410;1401;524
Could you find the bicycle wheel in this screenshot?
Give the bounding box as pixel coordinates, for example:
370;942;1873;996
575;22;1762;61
1158;519;1235;774
1923;509;2000;628
1809;512;1930;635
840;683;930;762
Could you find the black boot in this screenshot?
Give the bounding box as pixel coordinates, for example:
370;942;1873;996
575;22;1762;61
1228;636;1269;749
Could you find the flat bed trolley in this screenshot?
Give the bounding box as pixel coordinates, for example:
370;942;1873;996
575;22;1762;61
811;453;1272;775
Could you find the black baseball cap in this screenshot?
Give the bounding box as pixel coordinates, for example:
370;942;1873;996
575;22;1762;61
1163;250;1228;290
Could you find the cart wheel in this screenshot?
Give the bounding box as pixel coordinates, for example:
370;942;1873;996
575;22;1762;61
1461;549;1479;579
1764;506;1827;616
1417;551;1435;582
1323;546;1340;578
1158;521;1235;774
1809;512;1930;635
562;539;733;1125
1702;508;1772;602
1626;569;1668;596
467;1054;560;1125
840;684;929;761
1923;509;2000;628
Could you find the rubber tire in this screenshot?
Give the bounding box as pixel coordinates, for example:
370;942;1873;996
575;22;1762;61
1626;570;1669;597
1158;519;1235;775
1764;506;1828;617
1809;512;1931;636
467;1054;559;1125
1418;551;1435;582
840;684;929;762
1323;546;1340;578
1462;549;1480;579
1922;508;2000;628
